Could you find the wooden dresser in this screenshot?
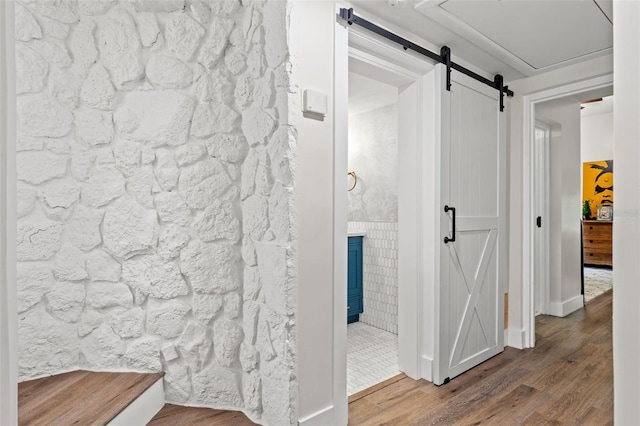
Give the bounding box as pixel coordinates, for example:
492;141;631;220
582;220;612;267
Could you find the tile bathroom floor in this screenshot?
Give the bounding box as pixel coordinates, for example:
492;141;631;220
347;321;399;396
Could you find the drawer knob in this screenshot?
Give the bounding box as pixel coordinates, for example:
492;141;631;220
589;226;593;230
347;306;350;310
590;240;593;243
589;253;593;256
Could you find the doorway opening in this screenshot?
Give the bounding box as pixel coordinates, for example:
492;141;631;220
346;69;400;396
580;95;614;303
523;75;614;346
336;21;438;399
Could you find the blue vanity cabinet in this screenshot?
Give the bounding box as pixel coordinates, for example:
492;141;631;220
348;236;363;323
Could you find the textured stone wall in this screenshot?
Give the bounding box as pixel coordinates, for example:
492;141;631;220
15;1;295;424
348;103;398;222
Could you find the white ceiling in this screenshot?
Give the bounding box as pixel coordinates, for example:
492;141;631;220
348;72;398;117
347;0;613;82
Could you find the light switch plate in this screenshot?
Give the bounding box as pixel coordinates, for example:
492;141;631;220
302;89;327;116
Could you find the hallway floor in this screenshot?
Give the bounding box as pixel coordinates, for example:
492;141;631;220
348;289;613;425
347;322;399;396
149;290;613;425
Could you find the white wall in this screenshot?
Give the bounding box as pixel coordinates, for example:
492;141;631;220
0;1;18;424
290;2;347;425
506;53;613;342
613;1;640;423
581;111;613;162
348;103;398;222
536;99;583;315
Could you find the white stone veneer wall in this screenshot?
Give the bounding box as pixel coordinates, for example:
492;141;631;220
14;1;295;424
348;222;398;334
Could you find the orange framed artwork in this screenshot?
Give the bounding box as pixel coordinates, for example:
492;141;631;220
582;160;613;220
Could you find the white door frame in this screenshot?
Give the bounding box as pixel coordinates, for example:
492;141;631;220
533;121;551;315
0;1;18;424
521;73;613;347
335;10;438;387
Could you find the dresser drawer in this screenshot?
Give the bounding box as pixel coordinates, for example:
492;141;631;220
583;246;612;255
583;226;611;239
584;251;612;266
583;237;612;249
583;237;612;247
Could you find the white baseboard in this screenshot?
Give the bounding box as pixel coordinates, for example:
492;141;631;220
506;327;526;349
107;377;164;426
549;295;584;317
420;356;433;382
298;405;335;426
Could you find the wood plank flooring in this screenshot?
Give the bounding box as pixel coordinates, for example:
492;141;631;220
18;370;163;426
148;404;258;426
149;290;613;425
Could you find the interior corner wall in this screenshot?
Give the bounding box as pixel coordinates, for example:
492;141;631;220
1;1;18;424
14;1;295;424
546;124;563;306
506;54;613;340
613;1;640;424
581;112;613;162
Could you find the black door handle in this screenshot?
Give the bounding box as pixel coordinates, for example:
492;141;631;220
536;216;542;228
444;205;456;244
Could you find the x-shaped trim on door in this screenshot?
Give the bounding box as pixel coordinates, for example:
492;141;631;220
447;229;498;368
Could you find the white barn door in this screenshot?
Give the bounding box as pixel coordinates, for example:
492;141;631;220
434;68;507;385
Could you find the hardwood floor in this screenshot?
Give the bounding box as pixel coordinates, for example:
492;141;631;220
150;290;613;425
18;370;163;426
148;404;258;426
349;290;613;425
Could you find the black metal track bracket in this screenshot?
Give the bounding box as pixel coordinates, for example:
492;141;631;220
494;74;505;112
338;8;515;109
339;7;355;24
440;46;452;92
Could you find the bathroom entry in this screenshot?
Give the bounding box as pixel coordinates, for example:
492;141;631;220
346;68;400;396
336;13;508;407
338;30;439;396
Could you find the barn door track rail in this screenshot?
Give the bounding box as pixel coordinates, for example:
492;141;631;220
339;8;514;111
